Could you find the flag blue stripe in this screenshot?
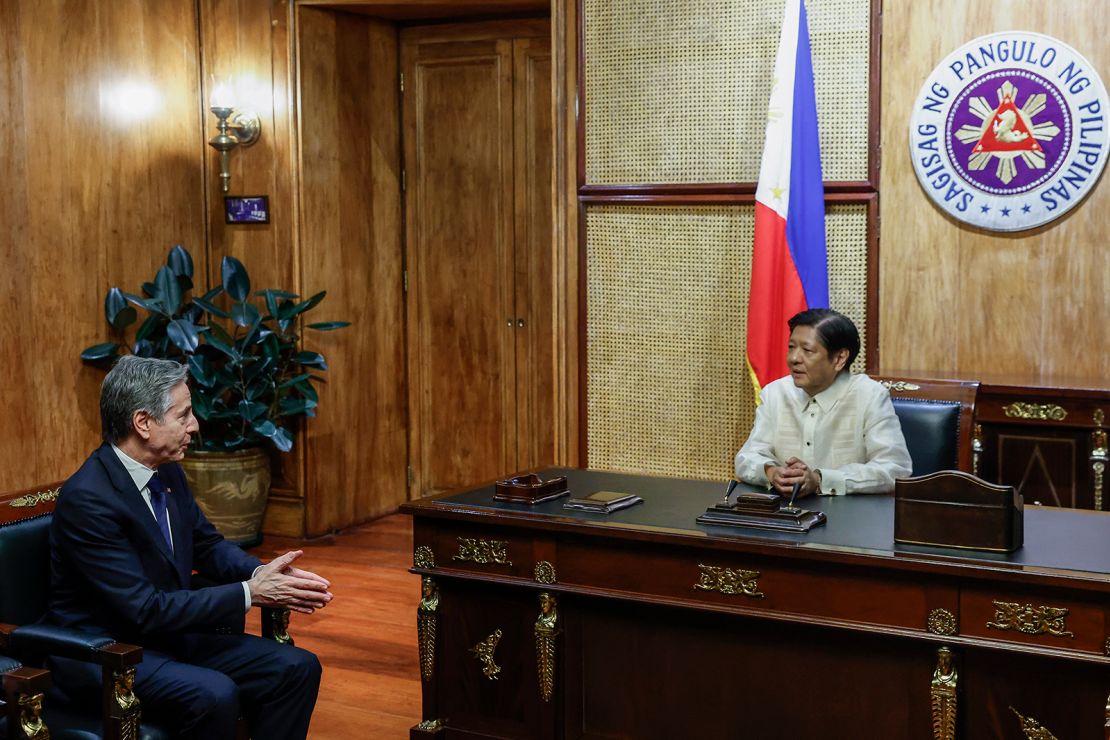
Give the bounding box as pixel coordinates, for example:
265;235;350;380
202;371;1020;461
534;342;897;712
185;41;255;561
783;0;829;308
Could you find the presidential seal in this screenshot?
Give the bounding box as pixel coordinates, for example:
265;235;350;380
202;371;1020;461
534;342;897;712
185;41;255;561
909;31;1108;231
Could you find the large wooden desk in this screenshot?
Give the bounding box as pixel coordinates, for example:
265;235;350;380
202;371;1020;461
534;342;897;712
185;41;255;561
401;469;1110;739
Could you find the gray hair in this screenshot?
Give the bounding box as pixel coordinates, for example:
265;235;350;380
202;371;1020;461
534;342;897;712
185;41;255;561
100;356;189;444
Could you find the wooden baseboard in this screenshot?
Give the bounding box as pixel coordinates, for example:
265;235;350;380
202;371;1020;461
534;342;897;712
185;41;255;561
262;493;305;537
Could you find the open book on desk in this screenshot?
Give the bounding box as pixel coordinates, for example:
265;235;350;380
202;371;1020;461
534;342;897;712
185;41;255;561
563;490;644;514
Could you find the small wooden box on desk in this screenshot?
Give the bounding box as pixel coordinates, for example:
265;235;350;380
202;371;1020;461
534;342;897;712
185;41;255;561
894;470;1023;552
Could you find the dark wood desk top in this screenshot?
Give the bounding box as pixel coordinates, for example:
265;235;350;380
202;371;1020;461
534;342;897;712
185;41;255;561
403;467;1110;588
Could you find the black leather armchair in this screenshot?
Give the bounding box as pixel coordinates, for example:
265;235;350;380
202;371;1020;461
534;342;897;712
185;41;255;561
874;376;980;476
0;483;291;740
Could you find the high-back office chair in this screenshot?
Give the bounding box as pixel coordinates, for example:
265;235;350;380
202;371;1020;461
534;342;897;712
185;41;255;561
873;376;979;476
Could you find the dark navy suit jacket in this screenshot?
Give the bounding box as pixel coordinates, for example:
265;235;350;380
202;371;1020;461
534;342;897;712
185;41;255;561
47;444;263;655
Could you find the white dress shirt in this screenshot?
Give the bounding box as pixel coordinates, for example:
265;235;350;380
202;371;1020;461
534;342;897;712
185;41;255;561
734;372;912;495
111;445;253;610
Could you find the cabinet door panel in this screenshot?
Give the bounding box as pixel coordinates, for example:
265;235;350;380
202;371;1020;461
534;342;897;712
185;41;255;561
403;35;517;497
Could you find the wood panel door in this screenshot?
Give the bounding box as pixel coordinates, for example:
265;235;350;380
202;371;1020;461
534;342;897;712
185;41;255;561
403;21;553;499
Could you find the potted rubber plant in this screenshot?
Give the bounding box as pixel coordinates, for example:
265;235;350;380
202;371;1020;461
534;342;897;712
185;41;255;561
81;244;349;545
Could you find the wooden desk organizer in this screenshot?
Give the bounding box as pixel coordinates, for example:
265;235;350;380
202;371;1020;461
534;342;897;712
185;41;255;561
894;470;1023;552
493;473;569;504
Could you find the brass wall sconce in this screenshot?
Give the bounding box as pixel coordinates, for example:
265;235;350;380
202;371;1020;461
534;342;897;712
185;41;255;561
207;88;261;193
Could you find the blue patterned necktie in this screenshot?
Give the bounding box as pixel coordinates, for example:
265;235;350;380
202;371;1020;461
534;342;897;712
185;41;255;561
146;473;173;550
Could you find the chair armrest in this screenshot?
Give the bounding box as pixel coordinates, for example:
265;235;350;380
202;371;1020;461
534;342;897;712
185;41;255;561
0;623;142;669
2;658;52;740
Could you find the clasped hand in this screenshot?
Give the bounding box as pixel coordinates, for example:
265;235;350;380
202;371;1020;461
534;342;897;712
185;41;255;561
764;457;821;497
248;550;333;614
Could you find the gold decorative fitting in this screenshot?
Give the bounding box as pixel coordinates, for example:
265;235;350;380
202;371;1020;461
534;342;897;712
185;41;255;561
18;691;50;740
415;718;444;732
930;647;957;740
986;600;1074;638
534;561;557;584
453;537;512;566
470;629;503;680
1104;637;1110;657
1091;426;1107;511
1009;706;1058;740
926;608;957;636
112;667;141;740
972;424;983;477
693;564;764;599
1095;408;1105;427
535;593;559;702
1002;402;1067;421
414;545;435;569
9;488;60;508
270;608;292;645
879;380;921;392
417;577;439;682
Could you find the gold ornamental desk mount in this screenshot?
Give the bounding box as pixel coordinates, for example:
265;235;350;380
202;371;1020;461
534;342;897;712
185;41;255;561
696;481;827;533
493;473;569;505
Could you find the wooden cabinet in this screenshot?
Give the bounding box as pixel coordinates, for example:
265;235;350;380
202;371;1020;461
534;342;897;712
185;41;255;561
975;380;1109;510
401;20;554;499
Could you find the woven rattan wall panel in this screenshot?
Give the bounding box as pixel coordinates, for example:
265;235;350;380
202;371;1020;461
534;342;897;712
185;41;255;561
586;203;868;480
583;0;871;185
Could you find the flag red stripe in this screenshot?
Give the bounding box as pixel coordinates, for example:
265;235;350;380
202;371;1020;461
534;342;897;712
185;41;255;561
746;201;807;391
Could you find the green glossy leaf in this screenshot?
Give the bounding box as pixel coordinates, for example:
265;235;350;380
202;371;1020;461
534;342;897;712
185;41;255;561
245;380;270;401
81;342;120;361
255;289;297;299
166;319;200;353
192;295;230;319
237;400;267;422
104;288;138;330
286;291;326;319
294;351;327;369
252;420;293;452
154;266;182;315
204;335;241;362
200;285;224;302
306;321;351;331
141;282;156;298
123;291;167;316
231;301;261;328
192;389;212;419
278;373;311;389
296;380;319;403
261;289;280;320
168;244;194;279
207;321;234;346
134;314;163;342
279;398;317;417
132;340;155;357
260;333;281;361
187;355;215;388
221;256;251;301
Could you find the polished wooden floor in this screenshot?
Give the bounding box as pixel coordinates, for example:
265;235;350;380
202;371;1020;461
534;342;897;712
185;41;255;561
248;513;421;738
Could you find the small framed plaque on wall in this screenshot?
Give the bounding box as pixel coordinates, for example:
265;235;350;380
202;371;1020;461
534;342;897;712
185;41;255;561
224;195;270;224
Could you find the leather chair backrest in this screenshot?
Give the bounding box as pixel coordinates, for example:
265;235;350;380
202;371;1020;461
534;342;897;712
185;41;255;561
890;398;960;477
0;513;53;627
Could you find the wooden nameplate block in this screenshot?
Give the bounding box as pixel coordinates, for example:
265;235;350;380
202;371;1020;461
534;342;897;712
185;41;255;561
697;490;827;533
895;470;1022;552
494;474;569;505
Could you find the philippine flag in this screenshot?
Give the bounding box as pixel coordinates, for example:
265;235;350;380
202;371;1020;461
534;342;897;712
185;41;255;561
745;0;828;401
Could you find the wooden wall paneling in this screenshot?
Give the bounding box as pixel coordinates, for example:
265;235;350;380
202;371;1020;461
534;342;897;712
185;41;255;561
200;0;306;523
553;0;581;467
402;29;518;498
297;7;406;535
879;0;1110;381
512;35;556;471
0;0;206;490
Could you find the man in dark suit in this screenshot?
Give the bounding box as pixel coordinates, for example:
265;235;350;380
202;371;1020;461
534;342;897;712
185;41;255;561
47;356;332;739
